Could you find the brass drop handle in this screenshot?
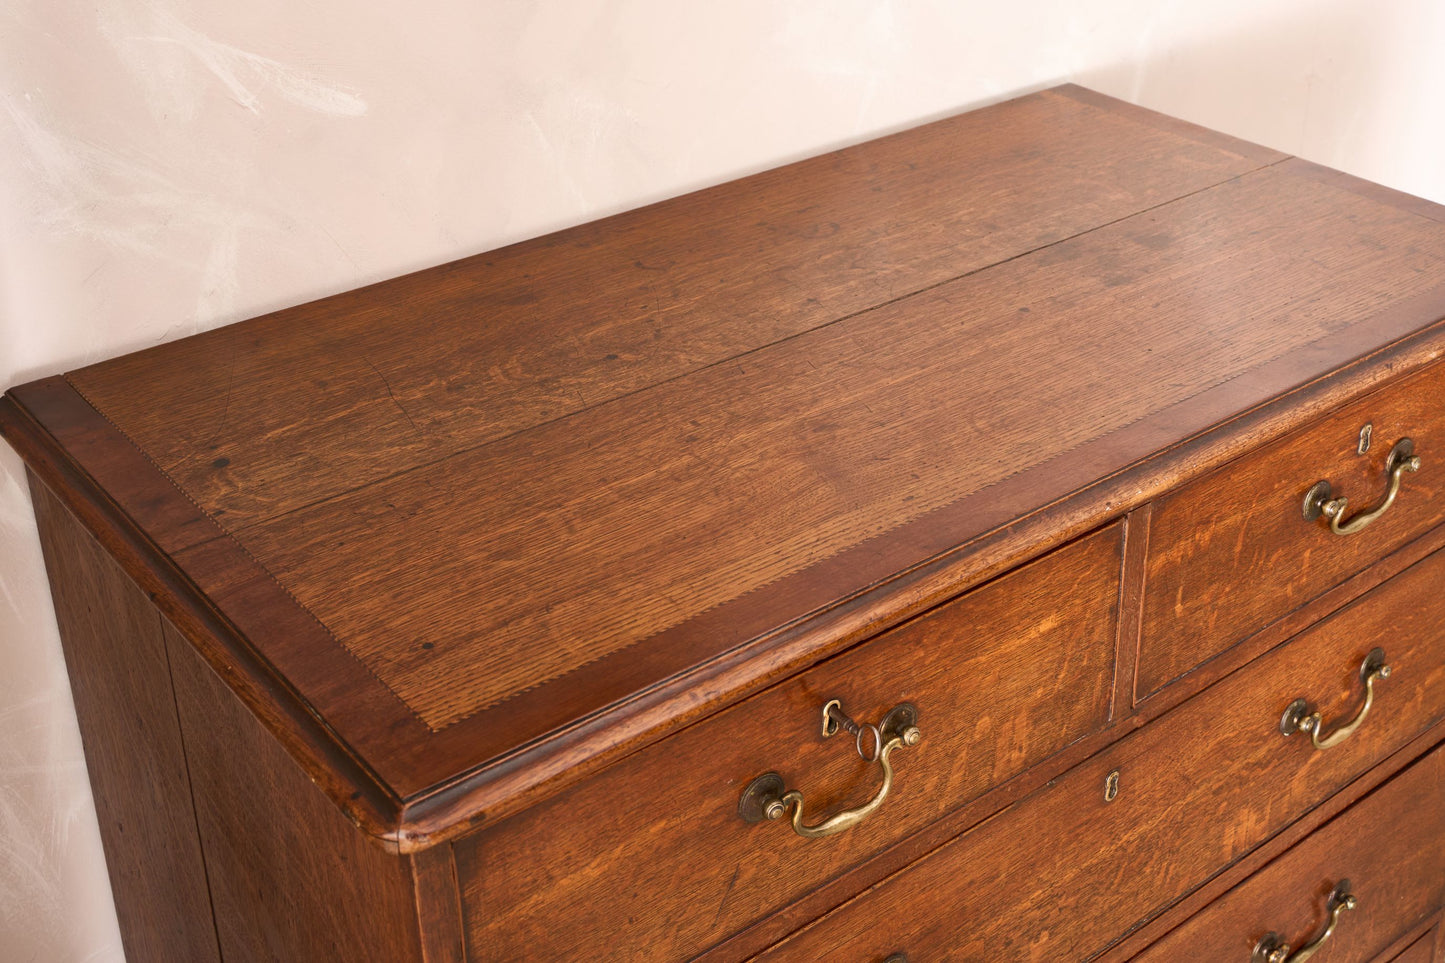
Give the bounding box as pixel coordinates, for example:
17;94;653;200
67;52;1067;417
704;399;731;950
738;702;921;839
1252;880;1357;962
1280;648;1390;750
1303;438;1421;535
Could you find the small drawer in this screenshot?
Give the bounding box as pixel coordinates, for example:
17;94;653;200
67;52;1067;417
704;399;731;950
1133;740;1445;962
1140;362;1445;699
455;524;1124;961
754;545;1445;962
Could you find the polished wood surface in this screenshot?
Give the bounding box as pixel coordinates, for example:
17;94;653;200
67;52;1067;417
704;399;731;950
0;380;402;841
165;619;425;962
698;518;1445;963
213;159;1445;731
1141;361;1445;699
410;846;466;963
1090;729;1445;963
457;524;1121;961
1134;742;1445;963
66;86;1280;530
6;87;1445;846
1388;930;1438;963
30;480;222;963
6;84;1445;963
752;541;1445;962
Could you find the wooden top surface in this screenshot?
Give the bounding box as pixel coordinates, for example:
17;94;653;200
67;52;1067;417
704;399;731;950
8;84;1445;844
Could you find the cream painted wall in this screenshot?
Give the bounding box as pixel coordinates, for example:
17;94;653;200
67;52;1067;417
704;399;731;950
2;1;1443;958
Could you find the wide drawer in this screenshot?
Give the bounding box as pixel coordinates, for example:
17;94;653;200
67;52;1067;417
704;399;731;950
1133;739;1445;963
456;524;1123;961
754;543;1445;961
1140;361;1445;698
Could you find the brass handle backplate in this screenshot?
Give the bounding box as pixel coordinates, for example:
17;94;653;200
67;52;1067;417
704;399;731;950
1280;648;1391;750
1303;437;1421;535
1252;880;1357;963
738;702;921;839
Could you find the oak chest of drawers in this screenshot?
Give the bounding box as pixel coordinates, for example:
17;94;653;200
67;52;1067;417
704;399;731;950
5;85;1445;962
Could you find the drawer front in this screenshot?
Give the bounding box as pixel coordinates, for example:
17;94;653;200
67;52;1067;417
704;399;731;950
456;525;1123;961
1134;741;1445;963
1384;929;1439;963
755;546;1445;962
1141;362;1445;698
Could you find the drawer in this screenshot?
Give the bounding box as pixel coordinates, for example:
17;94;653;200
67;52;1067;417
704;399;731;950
1383;928;1439;963
1133;740;1445;962
456;524;1123;961
754;545;1445;962
1140;362;1445;698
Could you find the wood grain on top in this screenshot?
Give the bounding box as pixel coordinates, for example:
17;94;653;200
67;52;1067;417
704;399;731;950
9;85;1445;824
65;86;1275;532
184;163;1445;728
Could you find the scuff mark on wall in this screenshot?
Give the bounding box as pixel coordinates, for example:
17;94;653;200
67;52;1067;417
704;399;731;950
0;691;101;960
0;451;109;961
100;1;367;119
1;58;354;337
2;90;257;333
1;92;250;261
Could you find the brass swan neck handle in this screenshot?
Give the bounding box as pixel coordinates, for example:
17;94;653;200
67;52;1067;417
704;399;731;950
1303;437;1421;535
1281;648;1391;751
739;702;921;839
1252;881;1357;963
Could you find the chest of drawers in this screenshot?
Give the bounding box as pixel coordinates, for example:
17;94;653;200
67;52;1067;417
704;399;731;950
5;84;1445;962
